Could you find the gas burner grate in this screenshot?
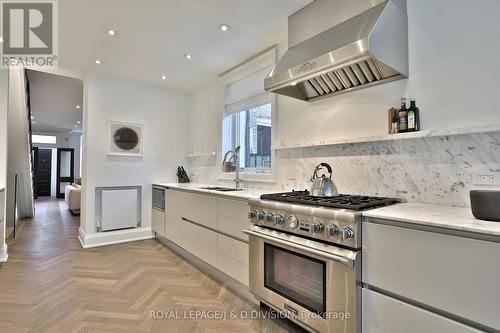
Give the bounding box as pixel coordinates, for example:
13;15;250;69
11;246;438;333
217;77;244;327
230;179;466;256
260;191;400;211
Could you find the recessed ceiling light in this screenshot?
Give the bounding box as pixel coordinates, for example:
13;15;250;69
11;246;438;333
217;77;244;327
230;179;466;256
94;59;103;64
31;115;34;119
77;121;81;124
107;29;116;36
0;37;3;43
32;121;36;124
75;125;78;128
218;24;231;32
184;54;192;60
161;75;167;80
76;105;81;109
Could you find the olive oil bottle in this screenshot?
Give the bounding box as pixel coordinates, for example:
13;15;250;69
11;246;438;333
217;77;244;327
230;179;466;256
398;97;408;133
407;98;420;132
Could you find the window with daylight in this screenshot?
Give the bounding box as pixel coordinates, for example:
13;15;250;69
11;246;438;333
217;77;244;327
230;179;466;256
32;134;57;144
222;101;272;172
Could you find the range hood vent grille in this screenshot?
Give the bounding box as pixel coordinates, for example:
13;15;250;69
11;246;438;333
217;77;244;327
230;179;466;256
265;0;408;102
302;58;400;98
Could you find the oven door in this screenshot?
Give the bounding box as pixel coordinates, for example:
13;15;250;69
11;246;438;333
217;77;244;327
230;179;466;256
245;226;360;333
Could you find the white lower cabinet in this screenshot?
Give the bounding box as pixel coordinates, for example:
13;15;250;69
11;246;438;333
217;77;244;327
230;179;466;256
362;289;482;333
363;222;500;329
151;208;165;237
164;189;250;286
217;234;249;285
181;219;218;267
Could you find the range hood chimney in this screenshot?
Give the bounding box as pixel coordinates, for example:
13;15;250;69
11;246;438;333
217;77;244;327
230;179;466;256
265;0;408;102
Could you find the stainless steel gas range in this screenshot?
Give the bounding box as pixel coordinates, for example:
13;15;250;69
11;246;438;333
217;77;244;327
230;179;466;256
244;191;399;333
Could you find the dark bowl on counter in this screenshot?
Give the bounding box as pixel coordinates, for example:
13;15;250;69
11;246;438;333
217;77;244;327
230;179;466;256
470;190;500;222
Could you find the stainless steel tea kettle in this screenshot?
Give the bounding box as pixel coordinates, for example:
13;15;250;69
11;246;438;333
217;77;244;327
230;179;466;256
310;163;339;197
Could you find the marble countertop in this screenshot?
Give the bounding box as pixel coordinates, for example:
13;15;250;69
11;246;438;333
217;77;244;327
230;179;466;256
154;182;275;201
364;203;500;237
155;184;500;237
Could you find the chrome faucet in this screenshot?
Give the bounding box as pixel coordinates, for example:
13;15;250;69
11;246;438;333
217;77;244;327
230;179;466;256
222;147;241;189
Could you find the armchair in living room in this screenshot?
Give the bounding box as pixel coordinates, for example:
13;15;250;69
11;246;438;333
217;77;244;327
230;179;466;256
65;183;81;215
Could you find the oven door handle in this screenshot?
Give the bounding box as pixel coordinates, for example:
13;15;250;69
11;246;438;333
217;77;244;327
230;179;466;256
244;229;357;267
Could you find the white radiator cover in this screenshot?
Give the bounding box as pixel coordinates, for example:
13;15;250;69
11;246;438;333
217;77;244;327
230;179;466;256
97;186;141;232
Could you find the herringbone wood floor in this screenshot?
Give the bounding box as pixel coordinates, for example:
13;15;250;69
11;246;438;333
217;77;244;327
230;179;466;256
0;198;301;333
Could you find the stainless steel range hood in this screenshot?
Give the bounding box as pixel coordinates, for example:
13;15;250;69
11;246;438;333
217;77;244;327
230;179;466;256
265;0;408;102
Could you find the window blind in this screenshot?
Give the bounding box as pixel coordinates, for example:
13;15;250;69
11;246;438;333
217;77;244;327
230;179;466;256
224;67;272;114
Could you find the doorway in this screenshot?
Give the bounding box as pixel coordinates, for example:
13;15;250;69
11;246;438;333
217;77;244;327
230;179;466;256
56;148;75;199
33;148;52;198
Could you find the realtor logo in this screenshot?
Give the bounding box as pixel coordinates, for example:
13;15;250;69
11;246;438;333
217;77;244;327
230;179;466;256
1;0;58;67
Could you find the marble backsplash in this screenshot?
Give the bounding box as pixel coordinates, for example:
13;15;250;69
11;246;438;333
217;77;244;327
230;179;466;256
186;131;500;207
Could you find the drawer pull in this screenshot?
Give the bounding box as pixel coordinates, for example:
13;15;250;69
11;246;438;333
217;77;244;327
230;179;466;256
181;217;248;244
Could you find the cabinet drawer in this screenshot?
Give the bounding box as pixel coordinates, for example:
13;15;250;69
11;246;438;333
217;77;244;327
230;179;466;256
151;208;165;237
181;219;218;267
218;234;248;265
218;252;249;286
218;215;250;242
180;192;218;229
218;198;249;221
165;189;183;245
363;222;500;329
363;289;482;333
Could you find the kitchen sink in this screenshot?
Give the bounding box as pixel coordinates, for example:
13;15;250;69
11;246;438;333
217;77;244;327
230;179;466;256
200;186;243;192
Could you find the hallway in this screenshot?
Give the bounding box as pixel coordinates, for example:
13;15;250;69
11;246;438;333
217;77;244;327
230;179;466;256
0;199;292;333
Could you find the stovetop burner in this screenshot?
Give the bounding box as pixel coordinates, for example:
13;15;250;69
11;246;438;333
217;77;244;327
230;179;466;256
260;190;400;211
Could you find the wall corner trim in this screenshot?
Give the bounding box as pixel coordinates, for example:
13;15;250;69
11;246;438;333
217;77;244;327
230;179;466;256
0;243;8;263
78;226;153;249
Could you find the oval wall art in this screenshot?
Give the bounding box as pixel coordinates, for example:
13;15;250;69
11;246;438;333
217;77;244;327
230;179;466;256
107;121;143;156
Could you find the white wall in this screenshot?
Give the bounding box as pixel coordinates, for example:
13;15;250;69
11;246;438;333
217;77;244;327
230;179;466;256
0;70;7;189
6;67;34;226
81;74;189;242
188;81;224;156
68;132;82;178
0;69;8;260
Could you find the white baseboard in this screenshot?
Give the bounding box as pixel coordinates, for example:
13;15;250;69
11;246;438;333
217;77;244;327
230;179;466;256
78;227;154;249
0;243;8;263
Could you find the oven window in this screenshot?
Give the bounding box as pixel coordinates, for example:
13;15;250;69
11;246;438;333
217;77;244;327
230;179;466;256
264;243;326;315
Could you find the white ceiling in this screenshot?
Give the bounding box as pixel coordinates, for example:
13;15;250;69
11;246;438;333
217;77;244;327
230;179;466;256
58;0;312;92
27;70;83;133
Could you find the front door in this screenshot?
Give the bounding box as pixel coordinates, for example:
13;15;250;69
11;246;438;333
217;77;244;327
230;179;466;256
36;148;52;197
56;148;74;199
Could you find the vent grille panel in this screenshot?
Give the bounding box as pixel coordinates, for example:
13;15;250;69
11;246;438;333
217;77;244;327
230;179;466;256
297;58;402;100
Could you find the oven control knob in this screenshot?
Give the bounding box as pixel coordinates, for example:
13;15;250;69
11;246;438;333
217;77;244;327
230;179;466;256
286;215;299;229
326;224;338;237
248;210;258;221
273;214;284;225
340;227;354;241
265;212;274;223
257;211;266;221
312;222;324;233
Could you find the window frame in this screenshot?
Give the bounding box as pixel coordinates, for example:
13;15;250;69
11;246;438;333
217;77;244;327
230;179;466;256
219;94;276;183
32;134;57;145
